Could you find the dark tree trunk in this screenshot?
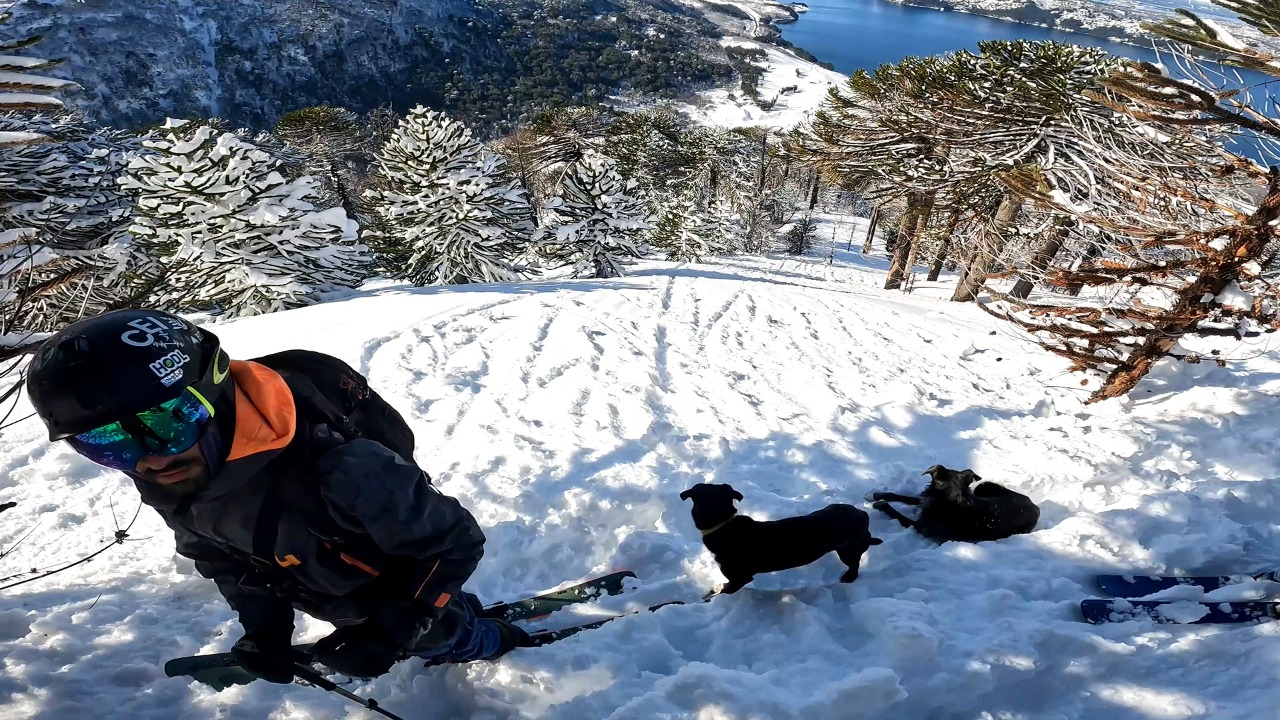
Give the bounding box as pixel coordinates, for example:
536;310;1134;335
885;192;934;290
927;206;963;281
861;207;880;254
900;199;935;292
808;176;821;210
952;193;1023;302
755;130;768;196
1009;218;1072;300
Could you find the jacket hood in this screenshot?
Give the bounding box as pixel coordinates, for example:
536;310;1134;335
135;360;296;508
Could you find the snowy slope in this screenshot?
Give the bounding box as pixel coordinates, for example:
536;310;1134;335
3;244;1280;719
671;38;846;128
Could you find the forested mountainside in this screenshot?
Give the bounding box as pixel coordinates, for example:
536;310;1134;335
13;0;733;132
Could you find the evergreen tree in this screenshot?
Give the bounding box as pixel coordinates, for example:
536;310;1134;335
982;4;1280;401
652;190;738;262
0;12;78;147
543;152;652;278
785;214;818;256
120;120;369;318
364;106;535;285
652;192;706;262
0;116;140;334
705;196;741;255
275;105;378;220
0;16;95;350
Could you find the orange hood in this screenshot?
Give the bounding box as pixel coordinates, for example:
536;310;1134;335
226;360;296;462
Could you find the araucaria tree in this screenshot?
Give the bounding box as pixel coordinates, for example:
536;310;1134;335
120;120;370;318
543;152;653;278
981;3;1280;402
0;13;96;353
365;106;536;286
0;118;139;334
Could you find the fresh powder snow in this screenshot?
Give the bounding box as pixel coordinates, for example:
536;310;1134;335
2;237;1279;719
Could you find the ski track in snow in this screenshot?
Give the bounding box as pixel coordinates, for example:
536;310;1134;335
2;253;1280;719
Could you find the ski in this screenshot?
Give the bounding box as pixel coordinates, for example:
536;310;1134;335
164;645;316;691
482;570;637;621
166;570;637;689
527;597;707;646
1094;572;1279;598
1080;598;1280;625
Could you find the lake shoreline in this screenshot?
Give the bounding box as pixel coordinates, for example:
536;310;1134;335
883;0;1151;51
760;0;1159;56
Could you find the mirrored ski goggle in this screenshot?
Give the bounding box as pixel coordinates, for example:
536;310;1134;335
66;387;215;471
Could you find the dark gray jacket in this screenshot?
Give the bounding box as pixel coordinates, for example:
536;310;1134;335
137;360;484;642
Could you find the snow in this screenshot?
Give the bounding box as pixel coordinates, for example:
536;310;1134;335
672;38;846;129
3;247;1280;719
0;131;47;147
0;71;76;90
0;56;49;70
1215;282;1254;311
0;92;63;109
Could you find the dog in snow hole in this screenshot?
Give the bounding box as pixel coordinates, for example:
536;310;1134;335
869;464;1039;543
680;483;882;594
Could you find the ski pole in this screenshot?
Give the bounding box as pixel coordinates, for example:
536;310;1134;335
293;663;406;720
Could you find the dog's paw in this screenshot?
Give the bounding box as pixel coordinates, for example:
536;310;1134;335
871;500;892;512
839;569;860;583
864;491;884;503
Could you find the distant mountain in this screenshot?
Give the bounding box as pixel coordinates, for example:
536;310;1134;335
14;0;733;133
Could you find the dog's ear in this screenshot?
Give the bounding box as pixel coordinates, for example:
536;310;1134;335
719;483;743;501
922;464;945;477
959;470;982;485
679;489;693;501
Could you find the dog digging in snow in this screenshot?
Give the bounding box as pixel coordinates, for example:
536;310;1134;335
680;483;882;594
869;464;1040;543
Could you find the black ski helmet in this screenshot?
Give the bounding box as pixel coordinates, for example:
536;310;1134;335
27;309;231;441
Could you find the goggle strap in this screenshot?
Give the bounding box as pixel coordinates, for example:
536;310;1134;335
120;413;165;450
187;386;216;417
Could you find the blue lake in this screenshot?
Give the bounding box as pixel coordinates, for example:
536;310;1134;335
776;0;1272;158
778;0;1230;73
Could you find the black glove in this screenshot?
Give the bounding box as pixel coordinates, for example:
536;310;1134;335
232;631;301;684
311;624;405;679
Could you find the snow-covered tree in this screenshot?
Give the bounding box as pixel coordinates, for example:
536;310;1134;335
364;106;535;286
0;16;98;355
0;12;78;148
784;213;818;256
0;117;141;336
275;105;380;220
543;152;652;278
120;120;370;318
652;190;738;262
982;5;1280;402
652;192;706;262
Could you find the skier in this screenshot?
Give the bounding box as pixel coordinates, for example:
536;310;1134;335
25;309;530;683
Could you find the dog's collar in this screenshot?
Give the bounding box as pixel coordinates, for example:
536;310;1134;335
699;516;734;537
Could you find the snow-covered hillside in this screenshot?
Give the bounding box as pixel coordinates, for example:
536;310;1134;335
671;38;846;128
3;245;1280;719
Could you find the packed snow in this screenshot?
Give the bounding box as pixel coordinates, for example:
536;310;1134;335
3;239;1280;719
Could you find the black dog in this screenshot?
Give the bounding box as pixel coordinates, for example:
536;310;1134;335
680;483;881;594
870;464;1039;543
